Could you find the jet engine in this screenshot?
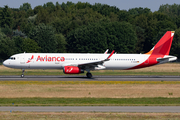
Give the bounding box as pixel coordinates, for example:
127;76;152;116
63;66;84;74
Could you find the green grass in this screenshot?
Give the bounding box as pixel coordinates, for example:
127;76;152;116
0;71;64;76
92;71;180;76
1;98;180;106
0;112;179;120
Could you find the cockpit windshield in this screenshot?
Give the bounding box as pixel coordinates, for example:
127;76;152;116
9;57;16;60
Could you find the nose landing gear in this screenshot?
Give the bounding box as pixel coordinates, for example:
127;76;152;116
21;69;25;78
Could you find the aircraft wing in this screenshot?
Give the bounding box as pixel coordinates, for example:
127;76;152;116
77;50;114;70
62;50;115;70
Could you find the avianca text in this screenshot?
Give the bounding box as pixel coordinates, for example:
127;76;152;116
36;55;65;62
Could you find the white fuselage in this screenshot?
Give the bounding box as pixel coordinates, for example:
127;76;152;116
3;53;177;70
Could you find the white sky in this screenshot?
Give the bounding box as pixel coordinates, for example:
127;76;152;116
1;0;180;12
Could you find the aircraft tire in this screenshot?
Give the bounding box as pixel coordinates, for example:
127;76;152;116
86;73;92;78
21;74;24;78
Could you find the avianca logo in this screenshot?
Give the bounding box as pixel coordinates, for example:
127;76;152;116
66;67;73;72
26;55;65;63
26;55;34;63
36;55;65;62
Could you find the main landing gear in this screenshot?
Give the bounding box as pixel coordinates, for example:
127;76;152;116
21;69;25;78
86;72;92;78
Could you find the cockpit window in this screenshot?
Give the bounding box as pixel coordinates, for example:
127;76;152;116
9;57;16;60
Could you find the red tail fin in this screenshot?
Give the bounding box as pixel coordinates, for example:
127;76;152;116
146;31;175;55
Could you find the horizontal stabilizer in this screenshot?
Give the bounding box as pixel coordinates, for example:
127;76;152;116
157;56;177;63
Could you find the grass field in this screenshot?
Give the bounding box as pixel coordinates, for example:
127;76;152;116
0;82;180;106
0;82;180;98
0;112;180;120
1;63;180;76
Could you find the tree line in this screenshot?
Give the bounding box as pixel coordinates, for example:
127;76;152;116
0;2;180;60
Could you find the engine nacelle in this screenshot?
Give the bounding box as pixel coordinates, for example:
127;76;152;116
63;66;84;74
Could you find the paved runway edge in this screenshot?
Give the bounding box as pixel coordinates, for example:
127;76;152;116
0;75;180;81
0;106;180;113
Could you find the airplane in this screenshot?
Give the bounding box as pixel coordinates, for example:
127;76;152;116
3;31;177;78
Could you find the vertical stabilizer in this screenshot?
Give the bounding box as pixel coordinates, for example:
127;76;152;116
129;31;175;70
146;31;175;55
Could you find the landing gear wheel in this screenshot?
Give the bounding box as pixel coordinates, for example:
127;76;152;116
21;74;24;78
86;73;92;78
21;69;25;78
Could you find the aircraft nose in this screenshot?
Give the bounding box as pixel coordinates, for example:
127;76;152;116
3;60;9;67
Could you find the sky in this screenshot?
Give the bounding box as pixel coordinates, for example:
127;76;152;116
1;0;180;12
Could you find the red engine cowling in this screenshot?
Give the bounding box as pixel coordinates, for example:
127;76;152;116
63;66;84;74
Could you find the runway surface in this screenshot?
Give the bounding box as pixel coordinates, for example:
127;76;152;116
0;106;180;112
0;75;180;81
